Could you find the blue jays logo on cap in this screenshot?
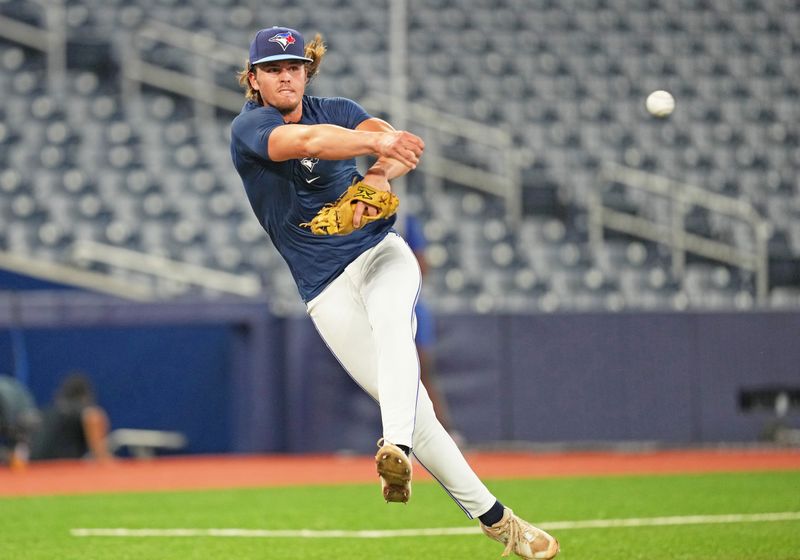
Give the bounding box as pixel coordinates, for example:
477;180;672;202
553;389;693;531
269;31;296;51
249;26;313;65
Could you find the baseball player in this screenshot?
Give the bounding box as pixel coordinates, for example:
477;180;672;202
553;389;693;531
230;27;559;559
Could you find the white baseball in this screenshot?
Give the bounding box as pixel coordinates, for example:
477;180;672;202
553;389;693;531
645;90;675;118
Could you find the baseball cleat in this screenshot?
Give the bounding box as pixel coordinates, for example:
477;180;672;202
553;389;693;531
480;508;559;559
374;438;412;504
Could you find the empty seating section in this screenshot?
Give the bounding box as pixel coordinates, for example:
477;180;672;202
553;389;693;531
0;0;798;310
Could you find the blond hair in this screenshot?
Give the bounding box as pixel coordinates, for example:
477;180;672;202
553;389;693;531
237;33;327;104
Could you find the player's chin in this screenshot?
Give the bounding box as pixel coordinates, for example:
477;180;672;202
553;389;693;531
270;96;300;114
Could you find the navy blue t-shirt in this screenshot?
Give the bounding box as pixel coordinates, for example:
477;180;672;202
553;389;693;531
230;96;395;301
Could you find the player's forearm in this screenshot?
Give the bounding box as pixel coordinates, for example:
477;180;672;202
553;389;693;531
367;157;413;182
362;157;413;192
271;124;384;161
303;124;385;159
269;121;423;168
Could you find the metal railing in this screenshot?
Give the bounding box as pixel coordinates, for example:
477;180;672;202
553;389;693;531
0;250;156;301
122;20;245;116
71;241;263;298
360;92;521;223
588;162;770;303
0;243;264;301
0;0;66;93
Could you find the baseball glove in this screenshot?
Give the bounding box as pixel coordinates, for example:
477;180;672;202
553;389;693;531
301;180;399;236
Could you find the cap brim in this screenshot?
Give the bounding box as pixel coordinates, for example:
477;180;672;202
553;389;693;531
251;54;313;64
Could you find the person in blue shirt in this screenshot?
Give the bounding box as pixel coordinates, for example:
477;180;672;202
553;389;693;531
401;213;462;443
229;27;558;559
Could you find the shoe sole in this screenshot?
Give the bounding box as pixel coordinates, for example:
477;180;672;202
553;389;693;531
546;538;560;559
375;445;412;503
531;537;560;559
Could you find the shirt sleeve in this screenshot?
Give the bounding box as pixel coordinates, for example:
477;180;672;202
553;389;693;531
231;106;286;162
322;97;372;130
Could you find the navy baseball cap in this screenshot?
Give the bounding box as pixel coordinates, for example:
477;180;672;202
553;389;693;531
249;27;313;65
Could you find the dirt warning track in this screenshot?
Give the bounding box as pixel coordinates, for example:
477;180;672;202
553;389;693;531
2;448;799;497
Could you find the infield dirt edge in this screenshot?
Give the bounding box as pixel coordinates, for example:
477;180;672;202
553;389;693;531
2;448;799;497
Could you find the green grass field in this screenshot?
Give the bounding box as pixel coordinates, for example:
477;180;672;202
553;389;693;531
2;471;799;559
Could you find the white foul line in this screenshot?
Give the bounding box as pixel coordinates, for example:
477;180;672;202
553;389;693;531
71;512;800;539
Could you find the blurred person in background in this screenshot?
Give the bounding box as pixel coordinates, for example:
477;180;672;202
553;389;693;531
230;26;558;559
0;374;40;470
402;213;463;444
30;371;113;462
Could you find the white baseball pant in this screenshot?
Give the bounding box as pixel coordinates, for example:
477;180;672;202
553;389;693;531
306;232;497;518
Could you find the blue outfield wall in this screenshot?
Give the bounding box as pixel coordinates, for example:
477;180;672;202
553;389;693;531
288;311;800;452
23;325;234;454
1;291;798;454
0;292;285;454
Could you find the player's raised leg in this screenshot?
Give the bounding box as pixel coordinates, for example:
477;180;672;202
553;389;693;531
306;235;416;502
359;233;422;448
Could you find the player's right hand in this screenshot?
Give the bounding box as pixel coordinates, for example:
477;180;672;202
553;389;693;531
376;131;424;169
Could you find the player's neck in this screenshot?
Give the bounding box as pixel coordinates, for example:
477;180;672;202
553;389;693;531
280;101;303;124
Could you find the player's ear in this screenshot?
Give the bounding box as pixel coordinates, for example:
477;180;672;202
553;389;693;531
248;67;259;90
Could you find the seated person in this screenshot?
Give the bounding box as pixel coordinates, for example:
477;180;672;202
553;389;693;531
30;372;112;462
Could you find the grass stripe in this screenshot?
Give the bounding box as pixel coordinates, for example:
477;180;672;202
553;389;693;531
71;511;800;539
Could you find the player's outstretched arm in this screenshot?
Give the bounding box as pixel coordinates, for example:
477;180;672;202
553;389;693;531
268;123;423;169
